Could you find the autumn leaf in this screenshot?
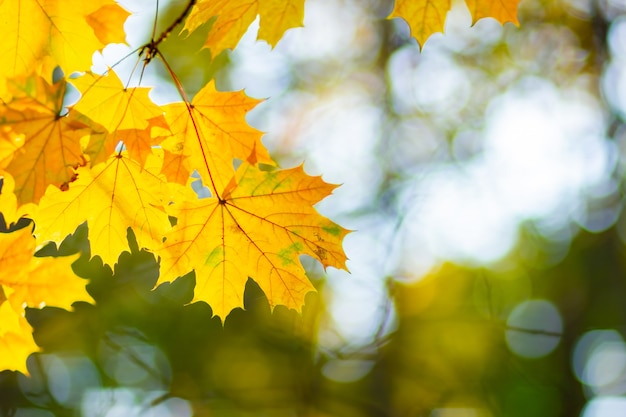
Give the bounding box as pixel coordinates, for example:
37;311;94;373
0;129;22;171
390;0;520;47
0;227;92;373
258;0;305;46
0;174;19;228
0;0;352;346
34;152;173;267
160;81;273;192
465;0;520;24
0;299;39;375
5;74;69;112
83;115;170;167
71;71;164;133
0;0;129;84
0;75;90;204
118;115;171;167
0;1;48;83
0;228;89;311
70;71;170;165
0;173;36;229
161;149;194;185
157;162;349;319
182;0;305;55
86;2;131;45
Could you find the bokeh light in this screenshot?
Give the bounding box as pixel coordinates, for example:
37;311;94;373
505;299;563;358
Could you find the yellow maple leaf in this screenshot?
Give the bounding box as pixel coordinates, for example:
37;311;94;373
86;2;131;45
0;227;92;373
157;162;349;319
182;0;305;55
0;128;22;171
71;71;165;133
390;0;520;47
0;173;36;229
0;1;48;83
0;76;90;204
71;71;169;165
161;81;273;192
0;0;129;84
465;0;520;24
5;73;69;112
34;152;173;266
0;299;39;375
0;227;89;312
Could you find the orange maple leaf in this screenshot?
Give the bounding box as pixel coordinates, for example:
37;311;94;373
390;0;520;47
182;0;305;55
160;81;273;192
0;75;90;204
465;0;520;24
83;115;170;167
157;162;349;319
0;227;92;373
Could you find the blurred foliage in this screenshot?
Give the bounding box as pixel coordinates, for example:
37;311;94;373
156;1;230;97
4;0;626;416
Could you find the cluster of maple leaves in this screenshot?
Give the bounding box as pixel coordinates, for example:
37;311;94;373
0;0;519;373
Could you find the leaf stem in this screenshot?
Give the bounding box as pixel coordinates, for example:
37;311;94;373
155;50;220;197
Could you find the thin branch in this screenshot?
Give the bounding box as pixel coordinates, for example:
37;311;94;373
152;0;160;41
505;325;562;338
153;0;197;48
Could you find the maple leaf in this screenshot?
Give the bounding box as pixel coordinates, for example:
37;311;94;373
0;227;92;373
390;0;520;47
0;0;354;343
70;71;170;165
0;299;39;375
0;173;36;229
0;128;22;170
182;0;305;55
71;71;164;133
157;162;349;319
34;152;173;267
0;228;89;311
5;74;69;112
83;115;171;167
465;0;520;24
86;2;131;45
0;0;129;85
160;81;273;192
161;149;194;185
0;75;91;204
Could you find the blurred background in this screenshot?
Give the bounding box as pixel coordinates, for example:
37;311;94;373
3;0;626;415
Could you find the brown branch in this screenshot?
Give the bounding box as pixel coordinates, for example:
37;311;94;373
153;0;197;47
